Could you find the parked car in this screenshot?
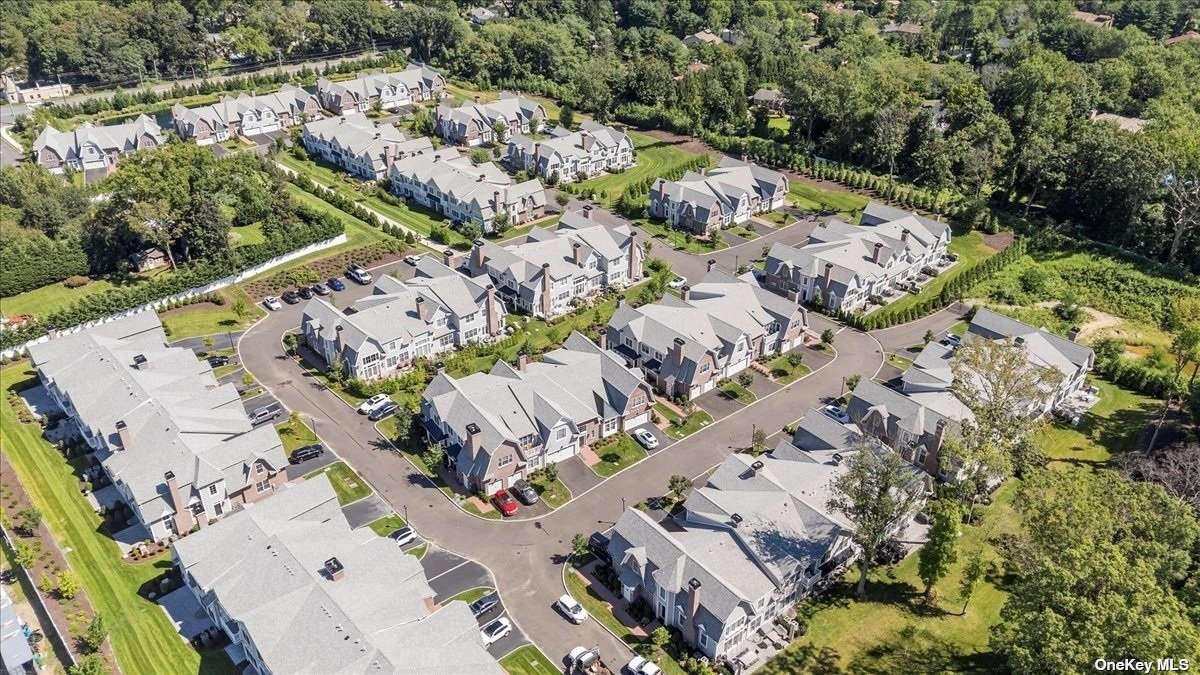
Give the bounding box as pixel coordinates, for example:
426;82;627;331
942;333;962;347
248;405;283;426
327;277;346;292
587;532;612;565
492;490;519;517
631;427;659;450
367;401;399;421
311;282;330;296
667;277;687;290
289;444;324;464
404;254;423;266
357;394;391;415
297;286;314;300
347;263;372;285
510;478;539;505
469;592;500;617
822;404;850;424
207;355;231;368
626;656;662;675
480;617;511;647
281;290;301;304
263;296;283;311
389;526;416;547
568;646;599;671
556;594;589;624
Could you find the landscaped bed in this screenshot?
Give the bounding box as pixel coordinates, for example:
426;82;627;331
655;403;714;439
565;568;685;675
590;435;649;477
717;379;757;404
305;461;372;505
527;470;571;509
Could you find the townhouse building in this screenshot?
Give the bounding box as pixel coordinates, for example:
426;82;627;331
649;158;788;235
27;313;289;543
171;84;322;144
436;94;547;146
463;209;643;318
316;64;447;114
760;202;951;312
173;476;502;675
421;333;654;493
606;270;808;399
33;114;163;181
506;121;635;182
387;147;546;233
302;115;434;180
300;258;506;381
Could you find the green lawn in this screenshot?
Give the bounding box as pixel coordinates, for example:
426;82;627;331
762;354;812;384
275;415;319;455
1037;381;1157;468
788;182;869;219
499;645;561;675
305;461;372;505
407;544;428;560
462;499;503;520
2;276;124;319
565;570;684;675
872;232;997;320
528;472;571;509
579;131;710;205
718;379;757;404
367;514;406;536
591;435;648;477
638;218;727;254
448;586;494;605
230;222;266;247
767;115;790;133
655;403;714;439
0;365;237;675
160;286;264;340
758;210;793;226
885;352;914;370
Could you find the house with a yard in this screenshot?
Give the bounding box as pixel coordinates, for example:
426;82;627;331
33;114;163;180
649;158;788;235
606;407;924;666
436;94;547;146
760;201;951;312
421;332;655;493
506;121;635;182
171;84;322;144
172;476;502;675
750;88;786;111
387;147;546;233
302;115;434;180
315;64;447;114
683;29;724;46
300;258;506;381
27;312;289;543
463;209;643;318
606;270;809;399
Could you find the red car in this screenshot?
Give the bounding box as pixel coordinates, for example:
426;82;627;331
492;489;519;517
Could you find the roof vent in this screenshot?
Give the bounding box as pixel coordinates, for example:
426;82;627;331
324;557;346;581
1014;336;1026;346
730;513;743;526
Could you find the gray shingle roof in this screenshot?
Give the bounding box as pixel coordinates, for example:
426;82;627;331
34;114;162;162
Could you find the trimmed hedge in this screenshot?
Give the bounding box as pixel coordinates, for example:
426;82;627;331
0;235;91;297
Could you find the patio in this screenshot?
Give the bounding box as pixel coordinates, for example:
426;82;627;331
157;587;215;641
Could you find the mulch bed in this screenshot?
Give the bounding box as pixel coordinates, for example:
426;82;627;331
980;230;1016;251
241;244;408;300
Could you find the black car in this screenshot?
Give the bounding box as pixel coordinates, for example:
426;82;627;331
207;355;231;368
367;401;399;421
510;478;539;505
281;290;301;304
289;444;325;464
327;277;346;291
469;592;500;617
588;532;612;565
297;286;314;300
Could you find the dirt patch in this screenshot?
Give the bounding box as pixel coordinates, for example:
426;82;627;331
1033;301;1122;341
981;230;1015;251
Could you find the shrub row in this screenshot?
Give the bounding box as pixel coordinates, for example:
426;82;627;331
0;235;91;297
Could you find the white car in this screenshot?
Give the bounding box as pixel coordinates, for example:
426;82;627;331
480;617;511;646
263;296;282;311
667;277;687;290
357;394;390;415
626;656;662;675
631;428;659;450
569;646;599;670
404;254;423;266
556;594;589;624
389;526;416;547
943;333;962;347
822;404;850;424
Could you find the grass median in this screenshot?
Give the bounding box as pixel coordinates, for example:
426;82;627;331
305;461;372;505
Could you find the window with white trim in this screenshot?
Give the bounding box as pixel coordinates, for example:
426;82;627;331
209;485;218;495
255;479;271;493
556;426;569;440
498;454;513;467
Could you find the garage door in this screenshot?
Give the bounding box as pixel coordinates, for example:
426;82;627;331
259;122;282;134
545;443;577;465
624;411;650;429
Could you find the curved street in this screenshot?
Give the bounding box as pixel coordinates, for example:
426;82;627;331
237;259;960;667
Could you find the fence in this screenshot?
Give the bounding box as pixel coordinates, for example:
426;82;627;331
0;524;77;667
0;234;346;360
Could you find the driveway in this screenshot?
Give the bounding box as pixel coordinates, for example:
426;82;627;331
746;371;782;399
241;391;283;416
869;302;969;355
554;456;603;498
627;422;672;456
694;386;747;421
284;450;336;480
342;494;393;529
171;331;245;354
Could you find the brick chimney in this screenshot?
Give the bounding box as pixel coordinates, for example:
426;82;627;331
572;242;583;266
540;263;551;317
492;191;503;218
582;133;595;152
517;352;528;372
672;337;686;366
628;231;641;280
486;285;500;336
680;285;691;302
471;239;487;271
443;249;455;269
688;577;703;645
582;205;593;220
823;262;834;291
384;142;396;170
1067;327;1080;342
132;354;149;370
334;324;345;356
872;242;884;264
597;331;607;350
416;296;428;322
165;471;195;534
115;420;132;450
324;557;346;581
466;423;482;457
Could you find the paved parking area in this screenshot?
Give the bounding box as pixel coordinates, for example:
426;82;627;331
746;371;782;398
342;494;393;529
628;423;672;455
284;451;336;480
555;456;603;496
694;387;748;420
241;392;283;416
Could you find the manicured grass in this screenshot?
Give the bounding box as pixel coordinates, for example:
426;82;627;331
230;222;266;247
275;415;319;455
407;544;428;560
159;286;264;340
763;354;813;384
788;182;869;219
1037;381;1157;468
462;500;503;520
727;225;759;240
494;214;560;242
761;483;1020;673
0;364;237;675
367;514;406;536
873;232;997;320
655;403;714;439
949;320;969;336
591;435;649;477
579;131;710;205
528;473;571;509
305;461;372;505
565;570;685;675
212;363;242;379
758;210;793;226
885;352;913;370
2;276;124;318
767;115;790;133
448;586;494;605
637;218;726;253
718;379;757;404
499;645;561;675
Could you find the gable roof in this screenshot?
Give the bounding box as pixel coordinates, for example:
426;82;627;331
652;158;786;222
303;115;433;172
316;64;445;106
34;114;162;160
